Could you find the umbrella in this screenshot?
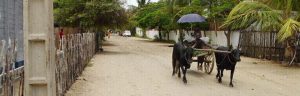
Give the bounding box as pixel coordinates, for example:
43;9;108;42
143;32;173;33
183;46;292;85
177;14;206;42
177;14;206;23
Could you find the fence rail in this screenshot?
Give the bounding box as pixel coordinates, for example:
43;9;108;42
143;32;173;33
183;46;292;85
0;66;24;96
239;31;300;63
55;33;95;96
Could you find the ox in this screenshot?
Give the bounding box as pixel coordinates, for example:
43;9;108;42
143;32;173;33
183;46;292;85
172;41;194;84
215;46;241;87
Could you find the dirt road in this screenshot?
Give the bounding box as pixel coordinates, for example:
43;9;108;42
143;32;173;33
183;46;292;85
66;36;300;96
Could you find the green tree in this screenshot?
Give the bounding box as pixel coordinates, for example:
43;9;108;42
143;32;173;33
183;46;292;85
54;0;128;30
222;0;300;64
137;0;151;7
133;2;165;37
82;0;128;29
145;7;173;40
54;0;86;27
222;0;300;42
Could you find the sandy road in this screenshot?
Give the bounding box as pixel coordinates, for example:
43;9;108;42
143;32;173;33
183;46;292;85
66;35;300;96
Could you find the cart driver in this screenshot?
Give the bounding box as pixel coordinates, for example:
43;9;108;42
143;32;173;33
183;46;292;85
193;32;212;70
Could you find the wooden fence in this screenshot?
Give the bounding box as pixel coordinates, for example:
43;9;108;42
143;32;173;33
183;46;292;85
0;38;24;96
0;67;24;96
239;31;300;63
55;33;95;96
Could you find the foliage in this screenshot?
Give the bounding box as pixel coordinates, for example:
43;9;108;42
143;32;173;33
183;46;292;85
82;0;127;28
222;0;300;41
137;0;151;7
133;2;165;29
54;0;86;27
277;19;300;42
221;1;282;31
54;0;128;29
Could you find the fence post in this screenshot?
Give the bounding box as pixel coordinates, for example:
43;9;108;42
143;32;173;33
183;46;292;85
23;0;56;96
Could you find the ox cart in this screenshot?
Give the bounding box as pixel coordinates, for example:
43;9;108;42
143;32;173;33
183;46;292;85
192;48;231;74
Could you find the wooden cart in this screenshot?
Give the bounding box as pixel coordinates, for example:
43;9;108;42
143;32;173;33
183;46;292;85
193;49;230;74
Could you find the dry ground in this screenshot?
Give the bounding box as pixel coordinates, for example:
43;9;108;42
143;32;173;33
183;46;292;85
66;35;300;96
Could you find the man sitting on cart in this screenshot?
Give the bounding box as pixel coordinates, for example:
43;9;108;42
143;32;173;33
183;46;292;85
193;32;213;70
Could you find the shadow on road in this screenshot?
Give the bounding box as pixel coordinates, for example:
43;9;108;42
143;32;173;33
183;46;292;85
99;51;130;55
135;39;174;48
135;39;153;43
186;70;206;78
102;43;117;46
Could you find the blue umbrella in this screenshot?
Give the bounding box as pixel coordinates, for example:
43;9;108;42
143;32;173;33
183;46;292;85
177;14;206;42
177;14;206;23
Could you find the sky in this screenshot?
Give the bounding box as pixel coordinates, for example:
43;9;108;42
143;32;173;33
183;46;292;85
125;0;159;7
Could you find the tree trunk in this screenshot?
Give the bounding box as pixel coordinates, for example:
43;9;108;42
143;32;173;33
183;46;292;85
214;19;218;37
167;31;170;40
142;28;146;38
158;28;162;40
179;30;184;42
224;30;232;48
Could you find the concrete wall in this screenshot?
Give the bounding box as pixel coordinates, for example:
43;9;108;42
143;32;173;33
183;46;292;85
24;0;57;95
0;1;24;95
136;27;143;37
206;31;240;49
0;0;24;66
135;27;240;48
146;29;159;39
167;30;180;43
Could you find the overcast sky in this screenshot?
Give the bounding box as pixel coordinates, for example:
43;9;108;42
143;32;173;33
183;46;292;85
125;0;159;7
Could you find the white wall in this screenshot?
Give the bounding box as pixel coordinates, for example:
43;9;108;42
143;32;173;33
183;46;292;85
136;27;143;37
168;30;179;43
135;27;240;48
146;29;159;39
205;31;240;49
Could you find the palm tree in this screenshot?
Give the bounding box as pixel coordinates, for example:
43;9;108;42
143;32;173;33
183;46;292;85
222;0;300;65
222;0;300;41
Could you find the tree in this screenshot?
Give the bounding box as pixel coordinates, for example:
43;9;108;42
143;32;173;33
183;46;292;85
82;0;128;29
137;0;151;7
222;0;300;42
54;0;128;30
133;2;165;37
197;0;238;47
54;0;86;27
145;8;173;40
222;0;300;65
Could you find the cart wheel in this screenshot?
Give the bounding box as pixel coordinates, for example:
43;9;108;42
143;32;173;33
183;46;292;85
204;53;215;74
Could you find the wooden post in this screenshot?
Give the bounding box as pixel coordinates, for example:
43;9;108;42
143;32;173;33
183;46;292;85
24;0;56;96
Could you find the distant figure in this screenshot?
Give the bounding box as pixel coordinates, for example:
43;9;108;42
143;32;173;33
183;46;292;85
106;30;112;39
59;29;64;39
193;32;212;70
58;29;64;50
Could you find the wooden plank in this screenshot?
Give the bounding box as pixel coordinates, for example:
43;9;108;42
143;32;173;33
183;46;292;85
194;49;231;53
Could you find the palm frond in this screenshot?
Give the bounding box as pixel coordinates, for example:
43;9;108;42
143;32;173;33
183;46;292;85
277;18;300;42
221;1;282;31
